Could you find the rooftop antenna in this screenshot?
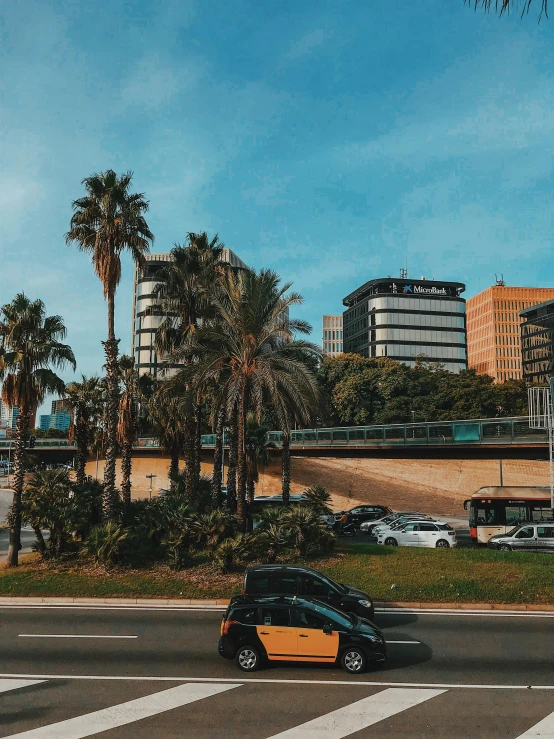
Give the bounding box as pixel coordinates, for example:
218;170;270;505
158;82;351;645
495;273;505;287
400;267;408;279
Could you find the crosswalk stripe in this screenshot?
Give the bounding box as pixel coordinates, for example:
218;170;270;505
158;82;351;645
0;679;45;695
515;710;554;738
3;682;240;739
264;687;447;738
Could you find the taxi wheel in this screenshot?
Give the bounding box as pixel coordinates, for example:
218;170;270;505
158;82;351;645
499;544;512;551
384;537;398;546
341;648;366;674
236;645;261;672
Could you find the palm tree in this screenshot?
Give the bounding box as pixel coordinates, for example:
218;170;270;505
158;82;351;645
0;294;76;567
147;389;186;490
245;413;273;503
65;375;103;487
66;170;153;519
117;355;142;505
181;269;321;531
465;0;548;20
151;233;228;494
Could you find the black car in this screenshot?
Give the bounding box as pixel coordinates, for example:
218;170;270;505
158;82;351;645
335;505;392;529
219;595;386;673
243;565;375;621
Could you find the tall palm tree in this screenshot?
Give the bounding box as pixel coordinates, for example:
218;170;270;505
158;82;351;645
465;0;547;20
152;233;228;495
245;412;273;503
66;170;153;518
0;294;75;567
117;355;142;505
147;389;186;490
181;269;321;531
65;375;103;487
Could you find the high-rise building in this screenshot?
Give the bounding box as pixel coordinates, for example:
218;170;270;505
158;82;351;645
520;298;554;385
0;401;19;433
49;412;71;431
466;283;554;383
51;399;66;415
322;315;343;357
39;415;51;431
342;276;467;373
132;248;249;377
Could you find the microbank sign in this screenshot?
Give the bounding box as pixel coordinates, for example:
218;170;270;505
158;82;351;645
407;285;447;296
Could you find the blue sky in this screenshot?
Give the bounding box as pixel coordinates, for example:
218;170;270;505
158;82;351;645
1;0;553;415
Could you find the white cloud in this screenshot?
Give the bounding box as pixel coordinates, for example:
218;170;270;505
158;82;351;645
119;54;201;111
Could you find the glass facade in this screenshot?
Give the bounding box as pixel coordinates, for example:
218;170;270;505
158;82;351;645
343;277;467;372
322;315;343;357
521;299;554;385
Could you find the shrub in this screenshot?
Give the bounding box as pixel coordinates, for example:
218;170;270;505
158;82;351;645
301;485;333;516
86;523;128;567
213;533;252;573
281;506;334;557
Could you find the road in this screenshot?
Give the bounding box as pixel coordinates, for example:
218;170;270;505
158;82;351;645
0;605;553;738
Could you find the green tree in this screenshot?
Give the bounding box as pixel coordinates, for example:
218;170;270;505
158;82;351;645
66;170;153;519
0;294;75;567
65;375;103;487
181;269;320;530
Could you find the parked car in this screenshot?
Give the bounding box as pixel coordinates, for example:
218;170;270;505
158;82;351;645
487;523;554;552
243;565;375;621
372;514;435;537
377;521;457;548
361;512;429;536
219;594;386;673
334;505;392;529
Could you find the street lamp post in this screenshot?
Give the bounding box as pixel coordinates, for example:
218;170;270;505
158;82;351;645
145;474;157;500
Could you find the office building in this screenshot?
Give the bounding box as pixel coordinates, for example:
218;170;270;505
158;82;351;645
51;399;66;415
343;276;467;373
466;283;554;383
520;298;554;385
0;402;19;433
132;248;249;377
322;315;343;357
39;415;51;431
49;412;71;432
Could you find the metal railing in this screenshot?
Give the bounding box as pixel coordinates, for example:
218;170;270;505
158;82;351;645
135;416;547;450
0;439;74;449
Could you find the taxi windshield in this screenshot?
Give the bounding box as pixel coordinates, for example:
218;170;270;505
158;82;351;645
308;601;356;628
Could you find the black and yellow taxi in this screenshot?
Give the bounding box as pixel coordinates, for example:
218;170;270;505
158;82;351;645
218;595;386;674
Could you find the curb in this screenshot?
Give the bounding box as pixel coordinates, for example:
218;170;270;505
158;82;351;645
0;596;553;611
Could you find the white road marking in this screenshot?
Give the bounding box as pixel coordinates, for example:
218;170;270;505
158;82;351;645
387;640;420;644
0;679;45;694
264;688;446;738
0;672;552;690
515;709;554;738
2;682;239;739
18;634;137;639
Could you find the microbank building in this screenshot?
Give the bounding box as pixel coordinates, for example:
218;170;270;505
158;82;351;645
342;277;467;373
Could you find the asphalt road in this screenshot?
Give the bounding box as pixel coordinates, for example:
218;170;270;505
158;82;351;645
1;605;553;738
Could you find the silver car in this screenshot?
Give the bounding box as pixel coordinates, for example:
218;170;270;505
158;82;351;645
488;523;554;553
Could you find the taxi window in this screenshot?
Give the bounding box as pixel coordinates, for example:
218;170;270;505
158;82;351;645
296;610;327;630
232;607;259;625
261;608;291;627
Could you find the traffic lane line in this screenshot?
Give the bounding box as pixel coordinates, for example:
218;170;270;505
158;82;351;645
264;688;446;739
18;635;138;639
0;679;46;694
0;673;552;689
1;682;240;739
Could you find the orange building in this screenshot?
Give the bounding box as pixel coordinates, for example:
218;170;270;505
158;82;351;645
467;283;554;383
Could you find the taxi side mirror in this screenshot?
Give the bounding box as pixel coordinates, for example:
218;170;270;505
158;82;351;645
323;623;333;635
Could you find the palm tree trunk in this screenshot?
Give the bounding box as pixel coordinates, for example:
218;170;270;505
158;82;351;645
7;407;29;567
183;416;196;503
236;384;247;532
282;430;291;504
194;403;202;485
212;403;225;506
33;525;46;555
169;451;179;492
75;417;88;487
103;291;120;519
226;405;237;511
120;439;132;505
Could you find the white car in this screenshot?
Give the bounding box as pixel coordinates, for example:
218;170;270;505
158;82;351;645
377;521;457;548
372;514;435;537
360;512;427;535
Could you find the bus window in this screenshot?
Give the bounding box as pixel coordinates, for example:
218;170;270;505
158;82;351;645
476;506;501;525
531;507;554;522
505;506;528;526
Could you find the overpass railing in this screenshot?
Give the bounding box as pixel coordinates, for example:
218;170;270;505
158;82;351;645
0;439;74;449
135;416;547;450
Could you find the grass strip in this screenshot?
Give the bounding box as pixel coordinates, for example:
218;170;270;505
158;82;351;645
0;543;553;604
